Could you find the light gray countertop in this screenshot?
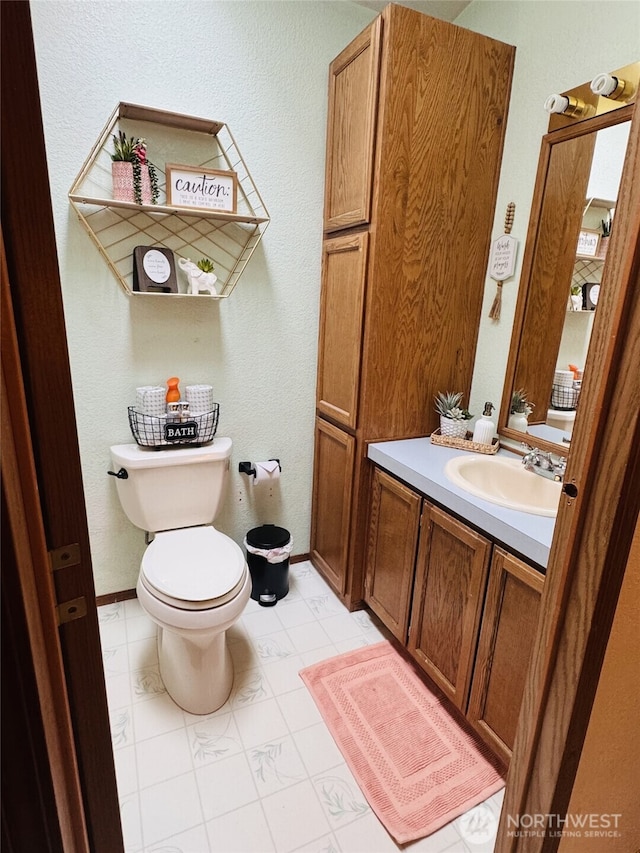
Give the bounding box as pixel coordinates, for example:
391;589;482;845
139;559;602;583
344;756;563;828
368;438;556;569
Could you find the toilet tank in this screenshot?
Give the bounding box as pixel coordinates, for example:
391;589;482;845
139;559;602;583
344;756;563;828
110;437;232;532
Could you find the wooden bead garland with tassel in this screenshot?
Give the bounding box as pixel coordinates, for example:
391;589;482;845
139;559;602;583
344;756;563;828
488;202;518;321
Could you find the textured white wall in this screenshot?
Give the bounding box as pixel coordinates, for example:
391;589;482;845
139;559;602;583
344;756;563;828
30;0;375;596
457;1;639;419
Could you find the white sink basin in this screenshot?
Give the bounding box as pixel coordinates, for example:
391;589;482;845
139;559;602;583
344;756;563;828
444;455;561;517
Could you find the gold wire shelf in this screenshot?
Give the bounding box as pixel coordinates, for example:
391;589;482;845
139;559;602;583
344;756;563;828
68;103;270;298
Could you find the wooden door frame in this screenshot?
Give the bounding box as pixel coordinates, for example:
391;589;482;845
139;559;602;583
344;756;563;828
1;3;123;851
496;97;640;850
2;2;637;849
2;236;89;852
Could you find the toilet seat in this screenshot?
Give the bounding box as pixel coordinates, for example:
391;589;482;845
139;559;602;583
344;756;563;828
141;526;246;610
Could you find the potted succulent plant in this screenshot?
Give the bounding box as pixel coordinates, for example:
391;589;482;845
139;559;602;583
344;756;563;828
598;211;612;259
570;283;583;311
434;391;473;438
111;131;159;205
509;388;533;432
177;256;218;295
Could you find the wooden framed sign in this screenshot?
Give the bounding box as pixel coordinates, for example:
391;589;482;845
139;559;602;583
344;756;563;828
133;246;178;293
576;229;600;258
165;163;237;213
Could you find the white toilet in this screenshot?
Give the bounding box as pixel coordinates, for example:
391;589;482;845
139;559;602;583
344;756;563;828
546;407;576;436
109;437;250;714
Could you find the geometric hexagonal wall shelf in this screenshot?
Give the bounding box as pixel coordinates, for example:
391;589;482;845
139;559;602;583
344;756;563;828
68;103;270;298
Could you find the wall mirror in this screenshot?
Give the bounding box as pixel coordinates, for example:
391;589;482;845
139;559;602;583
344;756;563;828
498;63;639;456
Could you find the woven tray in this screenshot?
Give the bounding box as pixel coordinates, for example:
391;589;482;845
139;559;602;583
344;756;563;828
430;429;500;455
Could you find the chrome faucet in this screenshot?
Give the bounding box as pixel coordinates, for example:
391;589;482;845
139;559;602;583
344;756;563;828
521;444;566;482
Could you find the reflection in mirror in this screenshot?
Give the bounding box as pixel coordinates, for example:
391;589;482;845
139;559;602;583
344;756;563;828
499;94;635;456
536;122;630;441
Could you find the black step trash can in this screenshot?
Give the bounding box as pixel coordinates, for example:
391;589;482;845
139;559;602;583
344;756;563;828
244;525;292;607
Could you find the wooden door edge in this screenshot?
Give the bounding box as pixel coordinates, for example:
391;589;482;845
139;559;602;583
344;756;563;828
496;100;640;852
1;237;90;853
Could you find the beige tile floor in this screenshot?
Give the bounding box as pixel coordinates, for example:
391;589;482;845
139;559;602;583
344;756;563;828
99;560;504;852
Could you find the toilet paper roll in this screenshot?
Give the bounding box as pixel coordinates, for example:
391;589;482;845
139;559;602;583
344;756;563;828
252;460;281;486
553;370;574;387
185;384;214;413
136;386;166;417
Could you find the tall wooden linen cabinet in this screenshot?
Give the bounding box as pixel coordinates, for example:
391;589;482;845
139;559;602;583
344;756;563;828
310;5;515;609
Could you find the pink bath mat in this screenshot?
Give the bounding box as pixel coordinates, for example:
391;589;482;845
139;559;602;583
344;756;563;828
299;641;504;844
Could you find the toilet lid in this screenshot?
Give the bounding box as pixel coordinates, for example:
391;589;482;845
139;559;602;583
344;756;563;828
141;527;246;609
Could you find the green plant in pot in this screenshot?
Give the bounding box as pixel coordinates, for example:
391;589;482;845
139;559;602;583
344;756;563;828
111;131;159;205
510;388;533;416
509;388;533;432
434;391;472;439
599;210;612;259
570;282;583;311
196;258;215;274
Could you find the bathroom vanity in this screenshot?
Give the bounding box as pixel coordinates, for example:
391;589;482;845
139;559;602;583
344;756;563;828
365;439;552;765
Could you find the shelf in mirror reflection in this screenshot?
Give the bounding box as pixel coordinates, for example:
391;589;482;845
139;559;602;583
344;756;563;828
500;96;632;456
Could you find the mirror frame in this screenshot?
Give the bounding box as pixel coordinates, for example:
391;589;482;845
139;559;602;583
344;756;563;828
499;87;636;456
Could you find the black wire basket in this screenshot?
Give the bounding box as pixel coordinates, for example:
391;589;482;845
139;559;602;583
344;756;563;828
550;383;580;411
128;405;219;448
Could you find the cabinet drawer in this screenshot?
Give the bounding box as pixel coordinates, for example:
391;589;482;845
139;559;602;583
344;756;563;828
467;548;544;765
310;418;356;595
323;17;382;231
408;505;491;711
316;233;368;429
365;468;421;642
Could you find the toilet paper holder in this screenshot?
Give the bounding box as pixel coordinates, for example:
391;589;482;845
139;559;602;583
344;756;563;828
239;459;281;478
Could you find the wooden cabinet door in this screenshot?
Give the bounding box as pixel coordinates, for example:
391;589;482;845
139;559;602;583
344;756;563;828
364;468;421;642
408;505;491;711
323;17;381;232
467;548;544;765
316;233;368;429
310;418;356;595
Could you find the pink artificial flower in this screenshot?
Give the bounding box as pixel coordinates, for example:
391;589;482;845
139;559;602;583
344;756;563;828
133;139;147;164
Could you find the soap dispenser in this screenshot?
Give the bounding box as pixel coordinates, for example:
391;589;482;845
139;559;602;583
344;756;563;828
472;402;495;445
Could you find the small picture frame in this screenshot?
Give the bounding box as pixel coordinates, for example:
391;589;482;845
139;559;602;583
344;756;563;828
133;246;178;293
576;229;601;258
582;282;600;310
165;163;238;213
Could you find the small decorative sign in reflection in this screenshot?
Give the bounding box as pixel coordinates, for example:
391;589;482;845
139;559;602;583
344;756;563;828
576;229;600;258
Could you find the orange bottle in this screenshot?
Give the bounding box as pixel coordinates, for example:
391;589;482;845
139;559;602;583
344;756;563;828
166;377;180;403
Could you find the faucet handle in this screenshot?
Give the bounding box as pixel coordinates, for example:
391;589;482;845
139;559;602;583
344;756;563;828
521;445;541;469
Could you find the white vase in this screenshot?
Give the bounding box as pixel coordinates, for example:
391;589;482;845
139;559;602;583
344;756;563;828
508;412;529;432
440;416;468;439
570;294;582;311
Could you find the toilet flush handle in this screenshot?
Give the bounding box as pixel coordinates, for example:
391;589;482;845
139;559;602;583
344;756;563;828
107;467;129;480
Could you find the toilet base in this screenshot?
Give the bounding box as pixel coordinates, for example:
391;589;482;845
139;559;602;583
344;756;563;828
136;566;250;715
158;626;233;715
